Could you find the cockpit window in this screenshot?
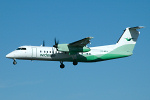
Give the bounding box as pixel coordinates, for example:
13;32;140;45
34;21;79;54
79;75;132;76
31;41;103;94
16;48;26;50
16;48;21;50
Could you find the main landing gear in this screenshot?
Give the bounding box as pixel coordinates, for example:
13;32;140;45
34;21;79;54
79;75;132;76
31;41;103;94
13;59;17;65
73;60;78;66
60;60;78;69
60;61;65;69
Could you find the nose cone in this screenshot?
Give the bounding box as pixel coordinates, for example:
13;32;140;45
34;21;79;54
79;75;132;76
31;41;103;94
6;53;14;58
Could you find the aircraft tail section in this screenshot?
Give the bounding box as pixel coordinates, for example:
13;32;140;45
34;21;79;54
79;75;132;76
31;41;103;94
117;26;144;45
115;26;144;54
99;26;144;61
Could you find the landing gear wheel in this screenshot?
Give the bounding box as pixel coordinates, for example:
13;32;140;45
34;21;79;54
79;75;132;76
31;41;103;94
60;64;65;69
60;61;65;69
73;60;78;65
13;60;17;65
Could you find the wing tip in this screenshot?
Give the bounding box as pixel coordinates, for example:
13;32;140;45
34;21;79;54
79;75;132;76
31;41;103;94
87;37;94;39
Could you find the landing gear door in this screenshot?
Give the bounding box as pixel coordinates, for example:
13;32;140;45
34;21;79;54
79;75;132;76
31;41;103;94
32;48;37;57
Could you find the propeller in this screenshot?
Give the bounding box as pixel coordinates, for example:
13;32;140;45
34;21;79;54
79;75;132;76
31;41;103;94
43;40;45;46
53;38;59;49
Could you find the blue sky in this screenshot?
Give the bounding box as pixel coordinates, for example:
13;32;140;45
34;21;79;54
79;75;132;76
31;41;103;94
0;0;150;100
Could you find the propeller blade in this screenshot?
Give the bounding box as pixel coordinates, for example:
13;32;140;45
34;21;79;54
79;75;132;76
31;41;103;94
54;38;57;45
53;38;59;49
43;40;45;46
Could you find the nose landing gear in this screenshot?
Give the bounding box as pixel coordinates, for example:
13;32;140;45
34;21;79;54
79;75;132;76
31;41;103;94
13;59;17;65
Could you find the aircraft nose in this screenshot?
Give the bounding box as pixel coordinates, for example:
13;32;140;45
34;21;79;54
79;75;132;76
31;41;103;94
6;53;14;58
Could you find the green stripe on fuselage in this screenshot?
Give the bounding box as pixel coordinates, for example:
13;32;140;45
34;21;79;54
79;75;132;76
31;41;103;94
77;44;135;62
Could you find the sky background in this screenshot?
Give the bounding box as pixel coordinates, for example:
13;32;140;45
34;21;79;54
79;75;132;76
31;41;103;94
0;0;150;100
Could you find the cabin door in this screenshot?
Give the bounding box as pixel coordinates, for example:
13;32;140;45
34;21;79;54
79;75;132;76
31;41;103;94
32;48;37;57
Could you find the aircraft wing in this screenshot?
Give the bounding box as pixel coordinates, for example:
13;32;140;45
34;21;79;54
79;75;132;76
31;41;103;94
68;37;93;47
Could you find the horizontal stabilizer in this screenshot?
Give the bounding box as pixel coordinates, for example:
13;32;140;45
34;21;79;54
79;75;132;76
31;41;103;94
129;26;144;30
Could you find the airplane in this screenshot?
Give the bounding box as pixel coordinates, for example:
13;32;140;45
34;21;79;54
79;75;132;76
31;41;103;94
6;26;144;68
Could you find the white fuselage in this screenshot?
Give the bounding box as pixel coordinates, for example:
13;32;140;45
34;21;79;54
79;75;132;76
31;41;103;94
6;45;115;62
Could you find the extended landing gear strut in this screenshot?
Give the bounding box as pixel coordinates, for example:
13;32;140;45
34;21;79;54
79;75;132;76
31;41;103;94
73;60;78;66
13;59;17;65
60;61;65;69
72;55;78;66
59;60;78;69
